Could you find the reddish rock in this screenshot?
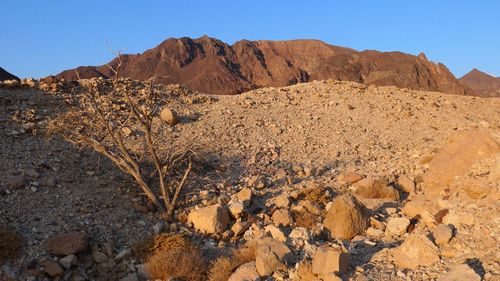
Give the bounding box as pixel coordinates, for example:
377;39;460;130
46;232;89;255
40;260;64;277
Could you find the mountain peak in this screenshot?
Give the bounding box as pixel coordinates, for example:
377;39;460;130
460;68;500;97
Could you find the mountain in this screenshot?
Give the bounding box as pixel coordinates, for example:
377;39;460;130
57;36;472;96
0;67;19;81
459;68;500;98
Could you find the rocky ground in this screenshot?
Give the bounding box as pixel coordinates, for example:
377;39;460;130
0;78;499;281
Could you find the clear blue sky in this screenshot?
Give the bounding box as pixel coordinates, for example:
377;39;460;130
2;1;499;78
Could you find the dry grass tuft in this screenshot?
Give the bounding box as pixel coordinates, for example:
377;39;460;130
0;228;22;264
292;210;318;229
133;233;189;261
208;241;257;281
299;184;330;205
146;235;207;281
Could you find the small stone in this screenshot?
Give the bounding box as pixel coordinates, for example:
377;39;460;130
264;224;287;242
393;234;440;269
271;209;292;226
228;200;245;218
152;223;164;235
312;245;349;275
336;171;363;184
160;108;177;125
25;169;40;178
46;176;57;187
7;175;26;189
248;175;265;189
397;174;415;193
271;193;291;208
437;264;481;281
236;187;253;205
121;127;132;136
188;204;230;234
46;232;89;255
366;227;384;237
40;260;64;277
115;249;132;261
59;255;77;269
433;224;453;245
30;186;38;192
386;217;410;236
93;251;108;263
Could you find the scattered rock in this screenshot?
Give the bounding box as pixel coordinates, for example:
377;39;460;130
229;261;259;281
160;108;177;125
337;171;363;184
352;177;399;200
40;260;64;277
255;237;291;276
236;187;253;205
228;200;245;218
312;245;349;275
93;251;108;263
271;209;292;226
393;234;440;269
397;174;415;193
46;232;89;255
7;175;25;189
386;217;410;236
231;221;251;237
59;254;77;269
436;264;481;281
188;204;230;234
264;225;287;242
433;224;453;245
323;194;369;240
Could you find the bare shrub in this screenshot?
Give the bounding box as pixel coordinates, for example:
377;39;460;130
146;240;207;281
0;228;22;264
208;241;257;281
47;54;195;220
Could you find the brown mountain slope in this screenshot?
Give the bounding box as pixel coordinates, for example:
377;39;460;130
0;67;19;81
56;36;472;96
459;68;500;98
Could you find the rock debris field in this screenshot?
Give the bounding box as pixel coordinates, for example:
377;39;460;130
0;78;499;281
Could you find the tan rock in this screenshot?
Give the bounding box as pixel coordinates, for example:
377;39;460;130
40;260;64;277
337;171;363;184
386;217;410;236
236;187;253;205
46;232;89;256
312;245;349;275
463;181;491;199
323;194;369;240
397;174;415;193
437;264;481;281
393;234;440;269
231;221;251;237
228;200;245;218
188;204;229;234
229;262;259;281
433;224;453;245
264;224;287;242
255;237;291;276
159;108;177;125
93;251;108;263
422;130;500;196
352;177;399;200
271;209;292;226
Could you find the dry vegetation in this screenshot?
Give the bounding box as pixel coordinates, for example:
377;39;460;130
208;241;257;281
0;228;22;264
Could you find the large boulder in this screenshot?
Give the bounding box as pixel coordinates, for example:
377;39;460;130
228;262;259;281
188;204;230;234
312;245;349;275
392;234;440;269
255;237;291;276
46;232;89;256
323;194;369;240
422;130;500;196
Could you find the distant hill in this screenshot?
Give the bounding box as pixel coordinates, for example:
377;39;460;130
0;67;19;81
459;68;500;98
57;36;472;96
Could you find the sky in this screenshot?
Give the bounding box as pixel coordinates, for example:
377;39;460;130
2;1;499;78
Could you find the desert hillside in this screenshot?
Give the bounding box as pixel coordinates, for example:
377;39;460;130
56;36;472;96
0;79;499;280
460;68;500;97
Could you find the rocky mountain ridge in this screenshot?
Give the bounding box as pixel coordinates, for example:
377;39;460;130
460;68;500;97
56;36;473;96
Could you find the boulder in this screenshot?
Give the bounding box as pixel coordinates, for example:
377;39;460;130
385;217;410;236
159;108;177;125
323;194;369;240
312;245;349;275
422;130;500;196
228;262;259;281
352;177;399;200
46;232;89;256
433;224;453;245
437;264;481;281
255;237;291;276
393;234;440;269
188;204;229;234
